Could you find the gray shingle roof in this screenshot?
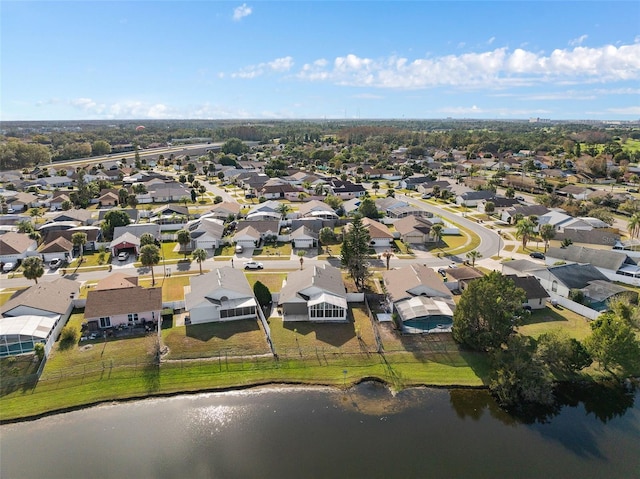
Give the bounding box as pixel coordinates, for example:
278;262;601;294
1;278;79;317
546;245;629;272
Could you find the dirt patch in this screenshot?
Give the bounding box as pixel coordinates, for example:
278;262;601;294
79;344;94;352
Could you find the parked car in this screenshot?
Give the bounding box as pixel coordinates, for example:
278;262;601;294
49;258;63;269
235;244;244;253
2;262;16;272
437;268;447;277
529;251;545;259
117;251;130;261
244;261;264;270
421;193;432;199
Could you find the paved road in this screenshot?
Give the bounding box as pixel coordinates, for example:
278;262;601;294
397;194;502;259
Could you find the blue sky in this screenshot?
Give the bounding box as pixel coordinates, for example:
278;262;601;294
2;1;639;121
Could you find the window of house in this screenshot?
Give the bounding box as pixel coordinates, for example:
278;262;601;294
128;313;139;323
99;317;111;328
551;281;558;293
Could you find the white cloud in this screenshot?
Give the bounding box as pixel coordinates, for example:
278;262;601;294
233;3;252;21
569;34;588;47
607;106;640;115
352;93;384;100
295;41;640;89
487;37;496;45
231;56;294;78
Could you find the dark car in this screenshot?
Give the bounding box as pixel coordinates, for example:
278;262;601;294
529;252;545;259
437;268;447;277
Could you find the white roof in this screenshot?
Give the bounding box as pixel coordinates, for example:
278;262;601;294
0;315;60;339
308;292;347;309
396;297;454;322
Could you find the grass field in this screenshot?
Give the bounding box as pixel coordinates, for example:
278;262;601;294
517;305;593;341
245;272;287;292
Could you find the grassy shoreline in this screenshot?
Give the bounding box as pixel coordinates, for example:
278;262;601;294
0;350;490;423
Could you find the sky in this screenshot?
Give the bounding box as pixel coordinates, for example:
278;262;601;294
2;1;639;121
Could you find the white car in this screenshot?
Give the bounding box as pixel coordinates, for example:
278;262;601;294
2;262;15;272
49;258;63;269
117;251;130;261
244;261;264;270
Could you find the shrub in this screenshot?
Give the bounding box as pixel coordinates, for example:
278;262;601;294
60;324;79;344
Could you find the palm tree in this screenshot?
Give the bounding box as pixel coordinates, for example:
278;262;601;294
628;213;640;239
176;229;191;259
21;256;44;284
276;202;291;220
139;244;161;286
539;223;556;252
465;250;482;267
382;250;393;270
515;219;535;249
430;223;444;245
297;250;306;270
71;232;87;260
192;248;207;275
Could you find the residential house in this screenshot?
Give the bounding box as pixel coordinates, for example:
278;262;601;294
206;202;242;221
41;226;102;253
0;232;37;265
36;176;73;189
546;245;640;285
328;179;366;199
416;180;451;196
558;184;594;200
259;183;302;200
383;264;455;333
246;200;284;221
501;205;550;224
185;267;258;324
528;263;634;311
278;264;347;322
48;209;95;225
477;196;520;214
400;176;434;190
234;220;279;242
555;228;620;247
290;225;318;249
505;275;549;310
186;216;225;251
537;211;594;232
359;217;393;247
6;192;38;212
84;276;162;330
444;266;484;291
46;192;72;211
0;278;79;357
145;180;190;203
297;200;339;221
149;204;189;231
37;236;74;263
375;197;432;219
394;216;434;244
97;191;119;207
455;190;495;207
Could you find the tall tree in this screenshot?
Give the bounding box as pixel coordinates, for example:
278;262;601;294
341;216;371;291
465;250;482;267
101;210;131;240
430;223;444;244
452;272;526;351
253;281;272;309
21;256;44;284
176;229;192;258
192;248;207;275
585;313;640;377
276;202;291;220
539;224;556;252
627;212;640;239
139;244;161;286
515;218;535;249
357;198;379;219
139;232;156;247
71;232;87;260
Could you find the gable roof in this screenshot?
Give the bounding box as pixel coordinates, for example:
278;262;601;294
394;215;432;236
85;286;162;319
0;232;35;255
361;217;393;239
38;236;73;254
546;263;609;289
186;267;255;310
94;273;138;290
383;264;452;303
546;245;629;271
278;264;346;305
0;278;79;317
505;275;550;301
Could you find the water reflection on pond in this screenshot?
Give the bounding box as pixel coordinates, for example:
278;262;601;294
1;382;638;479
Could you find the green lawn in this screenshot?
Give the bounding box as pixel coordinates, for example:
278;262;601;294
140;275;192;302
517;305;592;341
245;272;287;292
68;251;111;268
215;245;237;257
253;242;292;257
161;242;188;260
163;320;271;359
